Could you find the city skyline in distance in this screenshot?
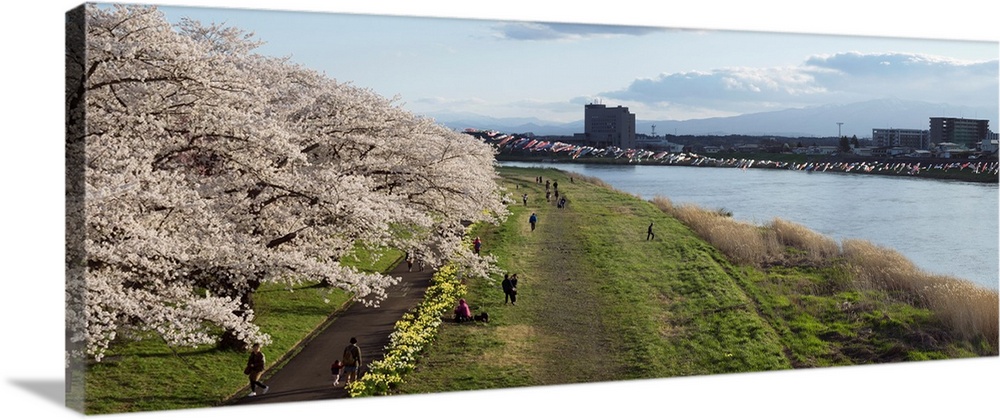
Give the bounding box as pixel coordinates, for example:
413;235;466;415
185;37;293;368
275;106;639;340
431;98;998;139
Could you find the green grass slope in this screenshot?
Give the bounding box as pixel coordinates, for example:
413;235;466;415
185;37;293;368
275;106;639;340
396;166;994;395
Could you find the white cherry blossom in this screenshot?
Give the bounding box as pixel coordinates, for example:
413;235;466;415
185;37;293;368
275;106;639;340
67;4;508;361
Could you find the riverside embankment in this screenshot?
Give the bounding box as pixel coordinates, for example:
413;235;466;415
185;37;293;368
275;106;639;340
78;166;998;414
396;166;997;395
499;160;999;291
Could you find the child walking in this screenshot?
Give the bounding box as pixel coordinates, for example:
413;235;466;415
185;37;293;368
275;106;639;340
330;359;345;386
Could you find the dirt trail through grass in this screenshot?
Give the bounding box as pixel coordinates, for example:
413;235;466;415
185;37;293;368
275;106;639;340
522;190;618;384
397;167;791;394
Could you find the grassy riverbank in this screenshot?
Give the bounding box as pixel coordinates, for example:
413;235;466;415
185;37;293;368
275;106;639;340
78;166;996;412
395;166;997;395
77;246;402;414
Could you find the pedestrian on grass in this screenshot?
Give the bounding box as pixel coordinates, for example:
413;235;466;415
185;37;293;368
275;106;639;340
473;236;482;255
342;337;363;384
509;274;520;305
529;212;537;231
647;222;655;241
501;273;515;305
522;193;528;206
244;344;270;397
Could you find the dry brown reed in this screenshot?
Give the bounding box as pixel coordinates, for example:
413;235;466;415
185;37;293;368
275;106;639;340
567;171;613;190
652;195;998;350
652;196;782;266
840;239;924;292
841;239;999;348
768;218;842;264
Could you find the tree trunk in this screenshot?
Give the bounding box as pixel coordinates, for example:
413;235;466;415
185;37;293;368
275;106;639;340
217;276;261;351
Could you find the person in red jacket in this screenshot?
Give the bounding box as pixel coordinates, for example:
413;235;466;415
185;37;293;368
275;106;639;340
330;359;345;386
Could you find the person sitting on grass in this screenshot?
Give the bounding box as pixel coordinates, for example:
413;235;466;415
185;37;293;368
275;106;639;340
454;298;472;323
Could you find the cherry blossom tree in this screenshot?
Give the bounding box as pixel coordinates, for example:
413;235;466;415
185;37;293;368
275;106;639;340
67;4;507;361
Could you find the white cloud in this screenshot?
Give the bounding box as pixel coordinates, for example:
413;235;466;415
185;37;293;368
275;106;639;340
600;51;998;117
802;52;998;106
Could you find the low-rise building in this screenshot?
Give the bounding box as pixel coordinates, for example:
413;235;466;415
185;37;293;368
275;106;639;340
980;132;999;153
872;128;929;150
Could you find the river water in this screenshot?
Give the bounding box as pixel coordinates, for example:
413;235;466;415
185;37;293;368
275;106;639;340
500;161;999;290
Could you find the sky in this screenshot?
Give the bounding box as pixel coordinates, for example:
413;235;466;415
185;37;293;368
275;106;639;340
2;2;999;420
146;1;999;129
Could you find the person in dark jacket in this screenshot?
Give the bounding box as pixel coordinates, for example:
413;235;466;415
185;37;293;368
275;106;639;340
342;337;362;384
509;273;520;305
501;273;515;305
244;344;269;397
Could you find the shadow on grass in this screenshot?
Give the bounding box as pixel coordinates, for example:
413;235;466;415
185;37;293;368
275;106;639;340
98;346;229;361
88;392;226;413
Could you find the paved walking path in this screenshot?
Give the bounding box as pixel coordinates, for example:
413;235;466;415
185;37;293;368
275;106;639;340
226;259;434;406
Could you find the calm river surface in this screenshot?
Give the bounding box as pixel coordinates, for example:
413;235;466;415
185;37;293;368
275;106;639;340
501;161;999;290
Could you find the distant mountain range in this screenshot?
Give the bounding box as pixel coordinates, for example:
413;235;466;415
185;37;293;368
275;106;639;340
427;98;998;138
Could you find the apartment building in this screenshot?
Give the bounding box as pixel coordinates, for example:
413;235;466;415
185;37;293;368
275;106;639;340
583;103;636;149
929;117;990;147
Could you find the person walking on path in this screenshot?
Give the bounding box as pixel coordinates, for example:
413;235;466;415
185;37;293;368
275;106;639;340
473;236;482;255
529;212;538;231
501;273;515;305
244;344;270;397
647;222;655;241
509;274;520;305
224;254;434;406
342;337;362;384
330;360;344;386
522;193;528;206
